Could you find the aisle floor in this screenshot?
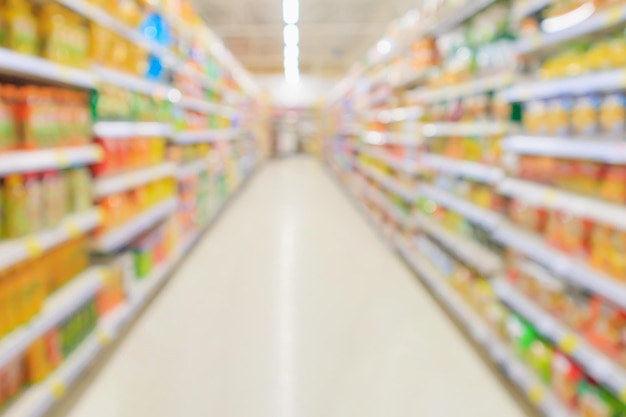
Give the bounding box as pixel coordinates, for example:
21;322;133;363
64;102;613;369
57;157;526;417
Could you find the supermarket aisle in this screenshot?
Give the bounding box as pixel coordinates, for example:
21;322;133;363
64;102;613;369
57;156;525;417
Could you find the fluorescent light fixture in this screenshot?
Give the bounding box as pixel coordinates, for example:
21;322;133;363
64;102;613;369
541;2;594;33
284;24;299;46
284;45;299;59
284;56;298;69
376;39;391;55
283;0;299;24
285;65;299;84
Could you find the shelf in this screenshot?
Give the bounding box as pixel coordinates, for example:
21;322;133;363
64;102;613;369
363;185;410;226
0;209;102;272
0;266;106;370
414;212;502;276
396;243;571;417
177;96;222;114
0;146;102;177
55;0;176;67
499;178;626;231
512;0;555;20
503;135;626;163
92;198;178;253
93;122;173;139
362;130;422;146
358;163;417;202
0;47;97;88
358;147;421;175
94;163;176;198
176;159;208;180
421;154;504;184
171;128;240;144
502;68;626;102
430;0;498;36
391;69;434;90
367;106;424;123
419;184;503;230
410;72;513;103
494;279;626;400
515;4;626;54
94;66;174;98
492;222;626;310
422;121;510;137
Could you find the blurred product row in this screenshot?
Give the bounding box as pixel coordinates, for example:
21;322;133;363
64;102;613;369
325;0;626;416
0;0;270;415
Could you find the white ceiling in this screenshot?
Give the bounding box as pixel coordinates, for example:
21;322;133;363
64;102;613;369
192;0;417;76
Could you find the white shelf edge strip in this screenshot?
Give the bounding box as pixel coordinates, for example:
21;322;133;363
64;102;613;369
422;121;510;137
0;266;106;370
172;128;240;144
94;163;176;198
499;178;626;231
362;130;422;146
503;67;626;102
358;147;421;175
93;122;173;139
0;209;102;272
396;244;572;417
512;0;555;20
92;198;178;253
421;154;504;183
0;146;102;177
0;47;97;88
414;212;502;275
494;279;626;398
430;0;498;36
420;184;502;230
515;4;626;54
411;72;513;103
176;159;208;180
503;135;626;164
358;163;416;201
492;222;626;310
94;66;174;98
362;185;410;226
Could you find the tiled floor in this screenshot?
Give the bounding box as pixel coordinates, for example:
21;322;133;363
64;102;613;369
57;157;526;417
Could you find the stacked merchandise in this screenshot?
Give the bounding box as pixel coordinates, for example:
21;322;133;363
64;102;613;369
0;0;266;415
325;0;626;416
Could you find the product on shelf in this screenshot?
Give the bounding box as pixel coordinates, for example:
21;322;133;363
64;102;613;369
93;137;167;177
93;84;172;122
2;168;93;239
97;177;175;234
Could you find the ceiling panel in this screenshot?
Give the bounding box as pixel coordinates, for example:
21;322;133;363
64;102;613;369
192;0;416;76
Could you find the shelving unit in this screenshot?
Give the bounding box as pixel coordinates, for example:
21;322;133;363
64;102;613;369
0;0;266;412
324;0;626;414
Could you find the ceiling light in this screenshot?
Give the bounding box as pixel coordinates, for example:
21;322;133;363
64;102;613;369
283;0;299;24
376;39;391;55
284;24;299;46
284;45;299;59
285;65;300;84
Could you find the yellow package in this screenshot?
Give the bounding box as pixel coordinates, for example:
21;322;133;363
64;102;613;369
600;93;626;135
6;0;38;55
